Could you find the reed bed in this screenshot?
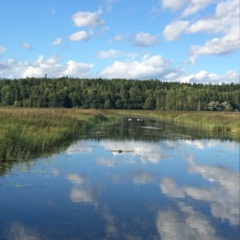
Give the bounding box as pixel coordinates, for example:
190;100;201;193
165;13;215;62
1;108;239;161
0;108;108;161
110;110;240;134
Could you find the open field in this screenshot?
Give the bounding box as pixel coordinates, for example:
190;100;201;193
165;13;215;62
0;108;239;161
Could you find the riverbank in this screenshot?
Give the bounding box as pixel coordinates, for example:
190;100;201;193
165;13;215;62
109;110;240;134
1;108;239;161
0;108;114;161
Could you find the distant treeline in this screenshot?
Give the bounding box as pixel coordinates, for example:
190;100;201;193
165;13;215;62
0;77;239;111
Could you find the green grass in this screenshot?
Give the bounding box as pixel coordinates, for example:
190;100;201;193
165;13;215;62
1;108;239;161
109;110;240;134
0;108;110;161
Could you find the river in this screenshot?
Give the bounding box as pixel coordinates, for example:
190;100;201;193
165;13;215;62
0;117;239;240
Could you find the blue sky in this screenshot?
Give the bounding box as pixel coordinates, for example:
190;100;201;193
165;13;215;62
0;0;239;84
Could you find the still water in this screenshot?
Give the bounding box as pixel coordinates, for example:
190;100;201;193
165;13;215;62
0;118;239;240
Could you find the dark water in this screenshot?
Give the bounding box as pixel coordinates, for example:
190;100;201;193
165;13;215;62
0;118;239;240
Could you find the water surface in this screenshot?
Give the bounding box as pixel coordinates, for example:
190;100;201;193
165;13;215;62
0;118;239;240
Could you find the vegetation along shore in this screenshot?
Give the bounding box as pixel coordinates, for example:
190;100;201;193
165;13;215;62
0;108;112;161
0;76;239;161
0;108;239;162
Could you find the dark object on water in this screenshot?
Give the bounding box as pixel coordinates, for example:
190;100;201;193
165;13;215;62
118;150;122;153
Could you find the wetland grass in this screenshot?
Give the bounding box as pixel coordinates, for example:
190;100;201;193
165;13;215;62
0;108;109;161
110;110;240;134
1;108;239;161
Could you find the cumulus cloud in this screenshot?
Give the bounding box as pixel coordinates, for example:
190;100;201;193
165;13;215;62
0;55;93;79
68;30;93;42
99;54;174;79
163;0;240;55
163;21;189;41
178;70;239;84
0;53;238;83
21;42;33;50
62;60;93;77
181;0;215;17
52;38;62;46
71;8;104;27
190;26;240;55
133;32;158;47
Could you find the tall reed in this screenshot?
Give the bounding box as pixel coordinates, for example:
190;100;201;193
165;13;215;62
0;108;108;161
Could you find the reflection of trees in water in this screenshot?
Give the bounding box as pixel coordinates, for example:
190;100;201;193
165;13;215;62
91;118;234;142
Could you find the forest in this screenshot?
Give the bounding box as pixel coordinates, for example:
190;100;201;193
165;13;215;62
0;77;239;111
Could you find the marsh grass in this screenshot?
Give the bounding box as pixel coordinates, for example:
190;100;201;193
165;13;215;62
110;110;240;134
0;108;109;161
1;108;239;161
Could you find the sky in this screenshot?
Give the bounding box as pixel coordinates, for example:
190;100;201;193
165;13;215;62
0;0;239;84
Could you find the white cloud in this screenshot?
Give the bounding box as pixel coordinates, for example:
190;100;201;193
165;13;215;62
21;42;33;50
0;55;93;79
62;60;93;77
98;49;122;58
133;32;158;47
163;21;189;41
190;26;240;55
183;54;198;65
99;54;173;79
178;70;239;84
162;0;188;10
98;49;137;59
109;34;124;43
71;8;104;27
0;45;7;54
53;38;62;46
163;0;240;55
181;0;215;17
106;0;118;11
68;30;92;42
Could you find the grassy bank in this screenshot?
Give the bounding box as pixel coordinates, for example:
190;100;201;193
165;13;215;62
0;108;112;161
1;108;239;161
110;110;240;134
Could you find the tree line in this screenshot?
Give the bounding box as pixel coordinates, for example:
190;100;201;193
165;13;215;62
0;77;239;111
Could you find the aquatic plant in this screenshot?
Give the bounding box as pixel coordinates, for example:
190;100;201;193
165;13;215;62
0;108;109;161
